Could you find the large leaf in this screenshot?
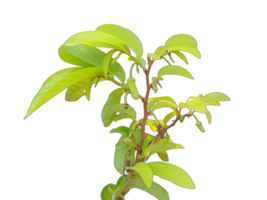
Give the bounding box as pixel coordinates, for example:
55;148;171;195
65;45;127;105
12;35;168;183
103;104;136;120
147;162;195;189
126;162;153;188
200;92;230;104
59;44;125;83
164;34;201;58
96;24;143;57
63;31;130;53
101;184;116;200
128;175;170;200
24;67;103;119
101;88;125;127
158;65;194;79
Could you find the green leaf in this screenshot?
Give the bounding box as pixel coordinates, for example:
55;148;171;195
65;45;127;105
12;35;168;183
63;31;130;53
126;162;153;188
65;76;91;101
110;126;130;137
200;92;231;104
157;151;169;162
85;77;96;101
24;67;103;119
103;49;117;79
59;44;126;83
145;119;158;132
96;24;143;57
154;46;167;56
140;58;146;67
144;140;184;155
130;122;141;145
152;101;177;111
147;162;195;189
172;50;188;64
101;88;125;127
206;109;212;124
114;136;127;174
148;53;161;60
163;111;177;126
142;133;155;153
158;65;194;79
185;100;207;113
128;175;170;200
147;101;156;110
207;101;220;106
114;113;132;122
101;183;116;200
103;104;136;120
164;34;201;58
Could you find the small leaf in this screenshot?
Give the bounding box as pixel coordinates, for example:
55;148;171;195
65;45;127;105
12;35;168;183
163;111;177;126
147;162;195;189
142;133;155;153
103;49;117;79
206;109;212;124
65;77;91;101
114;136;127;174
145;119;158;132
144;140;184;155
158;65;194;79
126;162;153;188
207;101;220;106
152;101;177;111
200;92;231;104
140;58;146;67
114;113;132;122
157;151;169;162
172;50;188;64
178;103;187;110
130;122;141;145
148;53;161;60
85;77;96;101
154;46;167;56
110;126;130;137
103;104;136;120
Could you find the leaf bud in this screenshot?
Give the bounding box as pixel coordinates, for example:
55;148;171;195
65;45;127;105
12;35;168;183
196;121;205;132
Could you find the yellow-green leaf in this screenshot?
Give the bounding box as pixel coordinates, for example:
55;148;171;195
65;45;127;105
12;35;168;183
103;104;136;120
164;34;201;58
185;100;207;113
24;67;103;119
144;140;184;155
158;65;194;79
200;92;230;104
152;100;177;111
157;151;169;162
103;49;117;79
147;162;195;189
96;24;143;57
163;111;177;126
63;31;129;53
206;109;212;124
172;50;188;64
126;162;153;188
114;113;132;122
154;46;167;56
65;76;91;101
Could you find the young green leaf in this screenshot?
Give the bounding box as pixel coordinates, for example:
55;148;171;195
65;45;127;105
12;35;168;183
200;92;231;104
126;162;153;188
148;53;161;60
101;88;125;127
164;34;201;58
114;113;132;122
147;162;195;189
185;100;207;113
172;50;188;64
85;77;96;101
65;76;91;101
59;44;126;83
158;65;194;79
206;109;212;124
103;104;136;120
163;111;177;126
103;49;117;79
157;151;169;162
128;175;170;200
110;126;130;137
24;67;104;119
144;140;184;155
152;101;177;111
96;24;143;57
154;46;167;56
130;122;141;145
142;133;155;153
